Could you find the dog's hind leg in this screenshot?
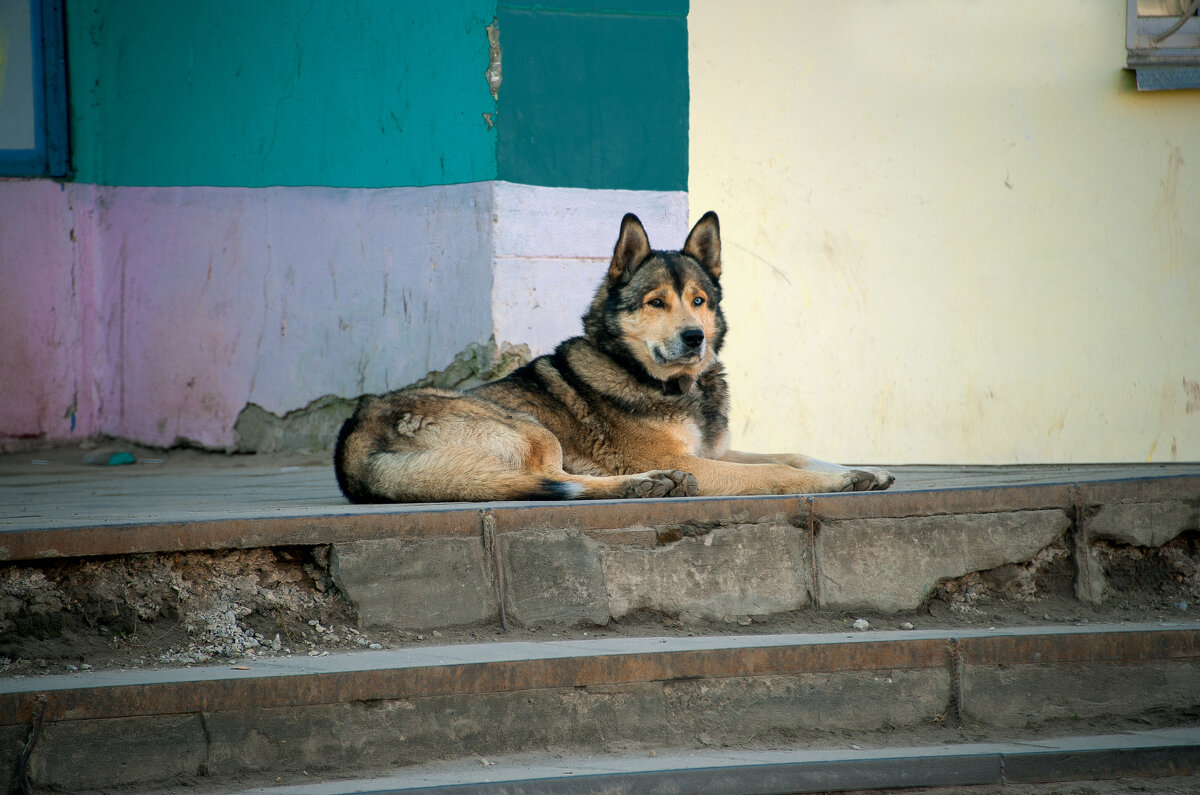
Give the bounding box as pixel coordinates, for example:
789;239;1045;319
551;469;699;499
337;387;700;502
334;388;574;502
720;450;894;492
643;453;891;496
519;423;699;499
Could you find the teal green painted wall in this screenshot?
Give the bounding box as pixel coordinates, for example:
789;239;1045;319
66;1;499;187
495;2;688;191
63;1;688;191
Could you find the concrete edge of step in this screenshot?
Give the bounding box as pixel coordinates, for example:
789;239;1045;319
225;728;1200;795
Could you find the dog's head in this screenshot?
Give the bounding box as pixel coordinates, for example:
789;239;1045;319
583;212;726;391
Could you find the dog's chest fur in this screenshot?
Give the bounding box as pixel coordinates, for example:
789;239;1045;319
473;337;730;476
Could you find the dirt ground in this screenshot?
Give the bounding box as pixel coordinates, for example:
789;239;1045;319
1;529;1197;678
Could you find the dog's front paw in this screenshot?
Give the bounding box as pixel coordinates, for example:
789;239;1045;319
844;467;895;492
625;469;699;498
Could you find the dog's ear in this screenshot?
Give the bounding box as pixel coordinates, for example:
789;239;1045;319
608;214;651;283
683;211;721;280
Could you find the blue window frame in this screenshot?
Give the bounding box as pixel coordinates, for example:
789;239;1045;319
0;0;68;176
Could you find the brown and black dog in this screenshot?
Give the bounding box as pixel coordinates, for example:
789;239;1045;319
334;212;894;502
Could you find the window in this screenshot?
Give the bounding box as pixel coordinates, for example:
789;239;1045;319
0;0;68;176
1127;0;1200;90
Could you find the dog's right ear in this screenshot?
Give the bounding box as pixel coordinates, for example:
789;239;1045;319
608;213;651;283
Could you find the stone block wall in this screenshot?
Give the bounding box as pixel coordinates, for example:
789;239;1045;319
328;478;1200;631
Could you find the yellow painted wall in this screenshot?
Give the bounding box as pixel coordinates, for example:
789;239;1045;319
688;1;1200;464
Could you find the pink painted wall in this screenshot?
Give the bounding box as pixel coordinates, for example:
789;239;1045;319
1;179;496;450
0;181;101;443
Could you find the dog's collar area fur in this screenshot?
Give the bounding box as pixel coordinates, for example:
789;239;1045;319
565;337;702;402
663;376;696;396
598;340;698;398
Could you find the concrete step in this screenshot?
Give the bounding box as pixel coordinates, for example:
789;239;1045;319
3;623;1199;792
227;728;1200;794
2;468;1197;648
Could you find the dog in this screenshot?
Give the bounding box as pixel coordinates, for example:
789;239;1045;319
334;212;894;503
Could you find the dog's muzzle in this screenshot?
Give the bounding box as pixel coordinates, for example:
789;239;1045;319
653;327;706;365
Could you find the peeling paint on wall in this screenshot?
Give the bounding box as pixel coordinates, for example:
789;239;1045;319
233;338;531;454
233;396;358;455
485;17;502;101
410;338;531;393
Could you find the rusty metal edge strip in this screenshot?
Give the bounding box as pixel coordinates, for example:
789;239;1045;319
0;637;948;726
811;483;1075;521
4;627;1198;727
485;495;803;535
958;628;1200;666
0;510;483;561
1077;474;1200;506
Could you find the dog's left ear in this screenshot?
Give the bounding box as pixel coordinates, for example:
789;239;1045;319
683;211;721;280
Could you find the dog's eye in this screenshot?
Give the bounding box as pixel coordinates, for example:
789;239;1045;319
693;296;706;307
647;298;665;308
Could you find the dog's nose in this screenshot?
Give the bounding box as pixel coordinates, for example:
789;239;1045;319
680;328;705;349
